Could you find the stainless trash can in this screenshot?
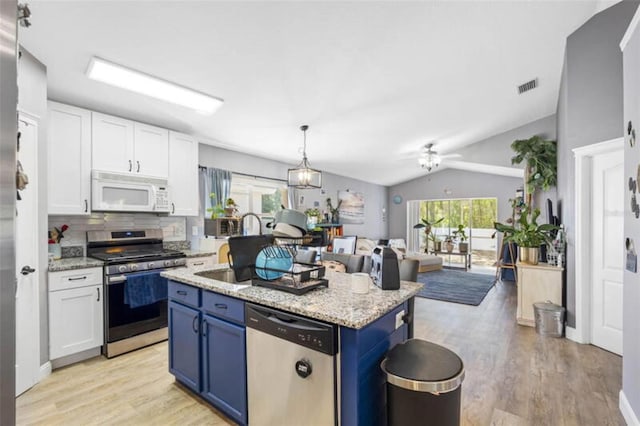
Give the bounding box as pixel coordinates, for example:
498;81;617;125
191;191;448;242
381;339;465;426
533;301;565;337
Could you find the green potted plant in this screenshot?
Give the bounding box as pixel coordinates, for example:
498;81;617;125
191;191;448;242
224;198;238;217
413;217;444;253
494;206;557;265
511;135;557;194
428;233;442;252
206;193;226;219
304;208;322;228
453;224;469;253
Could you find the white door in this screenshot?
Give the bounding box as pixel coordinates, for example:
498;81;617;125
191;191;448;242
15;114;40;396
92;112;134;173
133;123;168;177
591;148;624;355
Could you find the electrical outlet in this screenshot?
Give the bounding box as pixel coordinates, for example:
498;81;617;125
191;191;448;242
395;310;405;329
192;226;199;236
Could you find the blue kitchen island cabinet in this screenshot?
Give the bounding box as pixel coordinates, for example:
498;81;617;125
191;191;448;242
163;268;422;426
168;281;248;426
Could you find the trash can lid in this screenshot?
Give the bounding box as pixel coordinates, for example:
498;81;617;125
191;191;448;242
533;301;565;311
381;339;464;393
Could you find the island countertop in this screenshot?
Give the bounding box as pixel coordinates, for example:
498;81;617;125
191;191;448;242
161;265;423;329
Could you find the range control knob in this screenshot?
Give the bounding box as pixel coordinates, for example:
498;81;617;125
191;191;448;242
148;262;155;269
174;259;183;266
130;264;138;272
118;265;127;273
164;260;172;267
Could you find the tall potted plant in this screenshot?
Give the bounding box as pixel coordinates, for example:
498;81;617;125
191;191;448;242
494;206;557;265
413;217;444;253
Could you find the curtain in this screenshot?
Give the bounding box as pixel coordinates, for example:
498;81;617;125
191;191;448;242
200;167;232;216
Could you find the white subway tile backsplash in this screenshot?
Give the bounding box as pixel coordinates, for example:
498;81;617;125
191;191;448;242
49;213;187;248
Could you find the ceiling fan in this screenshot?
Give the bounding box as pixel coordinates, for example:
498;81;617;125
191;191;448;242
416;143;460;172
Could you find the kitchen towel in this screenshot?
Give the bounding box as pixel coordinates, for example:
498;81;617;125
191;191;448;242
124;272;168;309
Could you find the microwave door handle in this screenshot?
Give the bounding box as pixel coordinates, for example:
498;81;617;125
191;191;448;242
151;185;157;211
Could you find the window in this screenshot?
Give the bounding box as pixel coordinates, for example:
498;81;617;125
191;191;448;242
408;198;498;268
229;175;289;234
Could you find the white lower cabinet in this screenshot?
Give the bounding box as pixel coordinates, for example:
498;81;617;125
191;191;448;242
49;268;104;360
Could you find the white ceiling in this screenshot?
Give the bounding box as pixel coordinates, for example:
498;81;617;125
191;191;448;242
20;1;604;186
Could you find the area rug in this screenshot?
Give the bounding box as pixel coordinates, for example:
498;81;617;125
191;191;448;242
415;269;495;306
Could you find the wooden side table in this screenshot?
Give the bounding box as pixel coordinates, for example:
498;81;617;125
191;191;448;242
516;262;563;327
431;250;471;271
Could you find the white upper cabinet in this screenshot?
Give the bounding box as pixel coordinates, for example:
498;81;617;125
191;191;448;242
92;112;135;173
134;123;169;177
169;131;199;216
48;101;92;215
92;112;169;177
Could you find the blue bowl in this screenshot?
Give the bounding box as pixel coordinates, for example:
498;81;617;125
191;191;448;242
255;247;293;280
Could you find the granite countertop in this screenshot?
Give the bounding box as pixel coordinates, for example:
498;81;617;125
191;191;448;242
161;265;423;329
182;249;217;258
49;257;104;272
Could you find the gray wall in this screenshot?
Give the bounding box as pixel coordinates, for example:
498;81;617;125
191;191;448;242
388;114;557;240
556;0;637;327
387;169;522;240
623;9;640;421
18;48;49;366
194;143;389;242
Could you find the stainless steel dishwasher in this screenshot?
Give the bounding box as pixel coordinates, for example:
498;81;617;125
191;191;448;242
245;303;338;426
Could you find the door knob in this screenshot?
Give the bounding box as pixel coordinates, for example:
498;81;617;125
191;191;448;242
20;266;35;275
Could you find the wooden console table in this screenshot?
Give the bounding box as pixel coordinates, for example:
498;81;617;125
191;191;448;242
431;250;471;271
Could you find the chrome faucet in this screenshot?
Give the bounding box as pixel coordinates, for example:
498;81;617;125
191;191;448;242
240;213;262;236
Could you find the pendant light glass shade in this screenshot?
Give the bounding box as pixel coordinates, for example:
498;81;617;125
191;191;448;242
288;125;322;189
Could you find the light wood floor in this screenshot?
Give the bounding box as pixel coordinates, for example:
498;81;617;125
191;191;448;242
413;280;624;426
17;281;624;425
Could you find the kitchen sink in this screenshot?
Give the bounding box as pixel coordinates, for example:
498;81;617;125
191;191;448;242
195;268;251;288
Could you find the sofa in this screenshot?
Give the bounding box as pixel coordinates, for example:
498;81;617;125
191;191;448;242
388;238;443;273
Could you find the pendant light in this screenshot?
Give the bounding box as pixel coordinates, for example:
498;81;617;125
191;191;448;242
287;125;322;189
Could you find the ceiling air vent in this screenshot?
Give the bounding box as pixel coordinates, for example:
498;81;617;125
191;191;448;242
517;78;538;95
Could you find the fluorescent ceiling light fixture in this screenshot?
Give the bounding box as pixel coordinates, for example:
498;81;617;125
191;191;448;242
86;57;223;115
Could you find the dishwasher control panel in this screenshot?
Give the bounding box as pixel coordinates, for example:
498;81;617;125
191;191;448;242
245;303;337;355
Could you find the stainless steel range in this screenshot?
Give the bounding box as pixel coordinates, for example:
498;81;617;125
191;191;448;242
87;229;186;358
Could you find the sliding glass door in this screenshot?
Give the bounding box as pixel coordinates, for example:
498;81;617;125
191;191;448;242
408;198;498;270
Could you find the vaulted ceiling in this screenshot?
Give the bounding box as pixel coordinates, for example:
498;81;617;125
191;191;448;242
20;1;605;185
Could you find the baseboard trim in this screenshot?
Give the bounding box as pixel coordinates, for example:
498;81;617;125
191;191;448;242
620;390;640;426
565;326;583;343
39;361;51;381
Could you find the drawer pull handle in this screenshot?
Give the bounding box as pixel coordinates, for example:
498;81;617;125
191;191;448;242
128;160;132;172
68;276;87;281
193;262;204;266
84;199;88;213
177;290;188;296
136;160;140;173
202;318;207;336
214;303;227;310
96;288;100;302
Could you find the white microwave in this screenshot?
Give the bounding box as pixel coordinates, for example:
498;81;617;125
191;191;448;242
91;170;171;213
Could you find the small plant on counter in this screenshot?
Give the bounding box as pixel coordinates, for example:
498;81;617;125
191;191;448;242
206;193;226;218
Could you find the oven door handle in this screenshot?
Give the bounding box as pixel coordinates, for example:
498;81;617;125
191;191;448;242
108;275;128;284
